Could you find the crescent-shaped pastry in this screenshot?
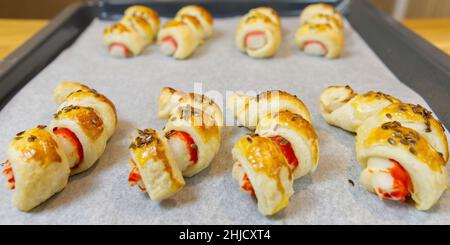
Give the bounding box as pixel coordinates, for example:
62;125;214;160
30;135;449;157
49;105;108;175
5;127;70;211
129;129;185;200
103;22;148;57
299;3;344;29
228;90;311;130
229;90;318;215
232;135;294;215
319;85;401;132
235;9;282;58
124;5;160;39
128;88;222;200
175;5;214;39
256;111;319;179
295;23;344;58
53;82;118;140
356;121;448;210
175;14;206;43
157;20;200;59
158;87;224;129
119;15;154;44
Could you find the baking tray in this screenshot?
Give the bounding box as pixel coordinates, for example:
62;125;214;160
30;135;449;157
0;0;448;128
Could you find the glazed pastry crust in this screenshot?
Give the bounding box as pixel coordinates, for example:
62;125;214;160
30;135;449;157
249;7;281;26
295;23;345;58
232;135;293;215
103;23;148;56
49;105;108;175
130;129;185;200
163;106;220;177
7;128;70;211
228;90;311;130
319;86;401;132
157;20;200;59
54;82;117;139
356;121;448;210
124;5;160;39
299;3;344;29
256;111;319;179
120;15;154;44
176;5;214;38
158;87;224;129
235;11;282;58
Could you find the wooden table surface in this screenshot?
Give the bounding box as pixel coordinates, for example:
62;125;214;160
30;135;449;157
0;18;449;60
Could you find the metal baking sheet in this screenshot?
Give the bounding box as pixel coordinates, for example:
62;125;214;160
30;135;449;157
0;0;448;224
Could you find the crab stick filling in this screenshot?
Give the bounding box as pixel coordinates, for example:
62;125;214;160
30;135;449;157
160;36;178;56
2;160;15;190
361;158;413;202
233;162;255;196
269;135;299;171
166;130;198;171
108;43;132;58
53;127;83;170
128;160;146;192
303;40;328;56
245;31;267;50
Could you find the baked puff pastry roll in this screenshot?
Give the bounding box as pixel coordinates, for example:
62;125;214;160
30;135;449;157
51;82;117;175
128;88;222;200
124;5;160;40
175;5;214;39
103;6;160;58
228;90;311;130
232;135;294;215
4;127;70;211
295;22;344;58
235;8;282;58
157;20;200;59
158;87;224;130
256;111;319;179
129;129;185;200
355;121;448;210
299;3;344;29
319;85;401;133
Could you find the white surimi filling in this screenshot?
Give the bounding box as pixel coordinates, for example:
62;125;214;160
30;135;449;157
246;34;267;50
168;136;191;172
304;42;326;56
160;40;176;56
109;45;128;58
54;134;79;169
361;158;396;199
232;162;254;195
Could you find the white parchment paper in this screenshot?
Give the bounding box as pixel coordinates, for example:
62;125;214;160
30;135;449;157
0;17;448;224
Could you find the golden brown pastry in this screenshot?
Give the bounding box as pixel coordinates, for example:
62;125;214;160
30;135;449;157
299;3;344;29
175;5;214;39
229;91;318;215
320;85;449;210
157;20;200;59
124;5;160;40
2;82;117;211
128;88;223;200
235;7;282;58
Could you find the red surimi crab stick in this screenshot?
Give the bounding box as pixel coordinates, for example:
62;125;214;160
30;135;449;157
108;43;132;58
2;161;14;190
245;31;267;50
159;36;178;56
53;127;84;170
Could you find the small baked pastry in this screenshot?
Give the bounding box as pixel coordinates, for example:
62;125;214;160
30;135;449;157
157;20;200;59
229;90;318;215
319;85;401;132
299;3;344;29
129;129;185;200
175;5;214;39
5;127;70;211
128;88;222;200
175;14;206;43
356;120;448;210
104;5;160;58
235;7;282;58
103;22;149;57
295;22;344;58
124;5;160;40
232;135;294;215
228;90;311;130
